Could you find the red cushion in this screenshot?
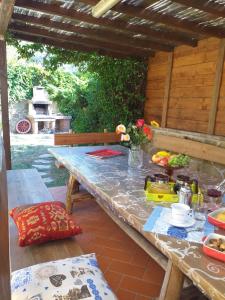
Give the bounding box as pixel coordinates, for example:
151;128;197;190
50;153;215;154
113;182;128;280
10;201;82;247
10;201;65;219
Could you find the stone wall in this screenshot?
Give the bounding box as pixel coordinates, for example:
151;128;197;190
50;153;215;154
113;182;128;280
9;101;28;133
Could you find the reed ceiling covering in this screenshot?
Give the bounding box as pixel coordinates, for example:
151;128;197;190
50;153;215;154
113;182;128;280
7;0;225;59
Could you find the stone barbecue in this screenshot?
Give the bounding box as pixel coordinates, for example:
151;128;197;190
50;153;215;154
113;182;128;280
28;87;71;134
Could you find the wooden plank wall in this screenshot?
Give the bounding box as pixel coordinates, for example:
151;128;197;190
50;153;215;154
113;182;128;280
144;37;225;136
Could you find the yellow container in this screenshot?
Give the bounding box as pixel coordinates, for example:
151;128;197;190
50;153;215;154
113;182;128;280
145;181;203;203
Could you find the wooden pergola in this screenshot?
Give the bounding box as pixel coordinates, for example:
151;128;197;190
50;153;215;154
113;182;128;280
1;0;225;170
0;2;225;300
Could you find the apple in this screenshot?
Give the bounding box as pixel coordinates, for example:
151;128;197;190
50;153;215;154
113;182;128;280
158;157;169;167
152;154;162;163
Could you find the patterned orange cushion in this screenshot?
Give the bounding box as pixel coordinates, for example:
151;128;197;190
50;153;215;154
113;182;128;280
10;201;82;247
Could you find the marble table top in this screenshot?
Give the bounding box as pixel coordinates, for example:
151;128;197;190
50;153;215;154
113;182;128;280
49;145;225;300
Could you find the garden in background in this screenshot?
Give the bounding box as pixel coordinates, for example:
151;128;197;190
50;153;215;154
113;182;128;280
8;37;147;133
7;38;148;186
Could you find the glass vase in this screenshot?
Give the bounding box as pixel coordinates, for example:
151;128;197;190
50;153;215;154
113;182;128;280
128;145;143;169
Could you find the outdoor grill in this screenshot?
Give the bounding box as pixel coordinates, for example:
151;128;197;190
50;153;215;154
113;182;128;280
28;86;71;133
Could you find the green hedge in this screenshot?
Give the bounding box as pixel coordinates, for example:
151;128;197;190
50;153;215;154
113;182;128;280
7;41;147;133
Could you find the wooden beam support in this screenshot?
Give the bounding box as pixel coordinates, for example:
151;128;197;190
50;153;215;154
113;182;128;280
10;32;144;60
92;0;121;18
159;260;184;300
84;0;225;38
208;39;225;135
161;52;173;128
173;0;225;18
0;0;15;38
9;22;154;57
11;13;173;52
14;0;197;47
0;41;11;170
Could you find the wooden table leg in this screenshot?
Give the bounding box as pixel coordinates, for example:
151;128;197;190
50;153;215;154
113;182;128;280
66;174;80;214
159;259;184;300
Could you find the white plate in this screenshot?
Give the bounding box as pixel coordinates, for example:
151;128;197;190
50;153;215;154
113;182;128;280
169;215;195;228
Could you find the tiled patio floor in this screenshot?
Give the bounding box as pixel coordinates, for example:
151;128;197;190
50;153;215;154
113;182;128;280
49;186;165;300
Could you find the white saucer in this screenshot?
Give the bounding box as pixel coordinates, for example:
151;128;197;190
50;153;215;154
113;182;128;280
169;215;195;228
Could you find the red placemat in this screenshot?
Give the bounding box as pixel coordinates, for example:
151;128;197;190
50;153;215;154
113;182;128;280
86;149;124;159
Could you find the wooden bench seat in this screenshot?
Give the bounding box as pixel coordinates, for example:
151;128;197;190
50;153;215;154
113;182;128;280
7;168;83;272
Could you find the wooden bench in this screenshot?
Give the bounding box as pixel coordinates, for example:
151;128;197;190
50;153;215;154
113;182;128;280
54;132;120;146
54;132;121;168
7;168;83;272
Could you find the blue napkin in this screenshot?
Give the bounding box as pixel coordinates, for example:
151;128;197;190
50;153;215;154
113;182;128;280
143;206;214;243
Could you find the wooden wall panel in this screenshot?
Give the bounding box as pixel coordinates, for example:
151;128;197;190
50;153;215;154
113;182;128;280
215;58;225;136
144;37;225;137
144;52;168;124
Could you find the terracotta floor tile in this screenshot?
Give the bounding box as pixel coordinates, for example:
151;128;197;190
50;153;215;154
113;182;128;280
130;251;150;267
117;288;137;300
49;186;163;299
101;246;131;263
77;243;103;256
95;236;140;254
120;276;161;297
109;260;145;278
103;270;123;292
142;259;165;284
96;255;113;272
135;295;156;300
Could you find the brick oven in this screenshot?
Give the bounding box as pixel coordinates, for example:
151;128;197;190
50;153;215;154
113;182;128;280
28;86;72;134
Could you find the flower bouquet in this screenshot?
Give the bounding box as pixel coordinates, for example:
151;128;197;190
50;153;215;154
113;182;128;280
116;119;152;168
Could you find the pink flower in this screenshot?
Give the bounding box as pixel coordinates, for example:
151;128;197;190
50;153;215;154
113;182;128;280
136;119;145;128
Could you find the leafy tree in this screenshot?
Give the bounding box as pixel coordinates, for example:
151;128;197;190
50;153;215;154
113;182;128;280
7;36;147;132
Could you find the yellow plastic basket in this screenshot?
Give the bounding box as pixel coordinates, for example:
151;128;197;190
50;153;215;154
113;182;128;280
145;182;203;203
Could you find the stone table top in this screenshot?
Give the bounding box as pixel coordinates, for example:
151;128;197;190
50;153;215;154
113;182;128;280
49;145;225;300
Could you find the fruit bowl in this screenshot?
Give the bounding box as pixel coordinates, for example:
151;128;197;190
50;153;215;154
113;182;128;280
152;151;190;168
208;208;225;230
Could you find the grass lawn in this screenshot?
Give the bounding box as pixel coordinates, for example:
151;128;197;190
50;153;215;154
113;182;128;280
11;144;68;187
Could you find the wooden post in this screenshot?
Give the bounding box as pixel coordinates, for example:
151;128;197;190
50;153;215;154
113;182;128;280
208;39;225;135
0;40;11;170
159;259;184;300
0;0;15;38
66;174;80;214
161;52;173;128
0;138;11;300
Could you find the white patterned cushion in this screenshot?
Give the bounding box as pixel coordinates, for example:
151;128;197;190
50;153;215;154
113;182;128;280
11;253;117;300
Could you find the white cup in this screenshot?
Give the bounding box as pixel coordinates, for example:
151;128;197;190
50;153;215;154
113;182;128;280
171;203;190;222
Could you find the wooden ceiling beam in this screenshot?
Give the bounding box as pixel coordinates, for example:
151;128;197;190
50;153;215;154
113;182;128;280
173;0;225;18
9;23;154;57
11;13;173;52
0;0;15;38
10;31;142;60
14;0;197;47
83;0;225;38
